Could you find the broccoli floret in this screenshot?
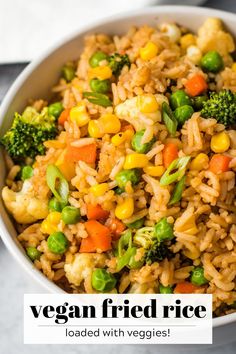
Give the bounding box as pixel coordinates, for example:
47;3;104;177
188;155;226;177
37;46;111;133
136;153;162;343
145;239;170;265
1;107;57;160
133;227;155;248
108;53;131;76
133;226;173;265
201;90;236;127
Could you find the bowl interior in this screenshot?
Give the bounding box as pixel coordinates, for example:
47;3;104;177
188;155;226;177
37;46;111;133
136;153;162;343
1;5;236;327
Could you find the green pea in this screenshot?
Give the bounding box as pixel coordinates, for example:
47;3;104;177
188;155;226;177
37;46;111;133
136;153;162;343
62;64;75;82
48;102;63;119
61;206;81;225
174;105;194;125
126;218;145;229
192;95;208;111
131;130;155;153
21;166;33;181
26;247;41;261
115;169;141;189
89;51;108;68
159;284;173;294
190;266;208;286
114;187;124;195
170;90;192;110
201;51;224;73
47;232;69;254
48;197;67;212
90;79;110;93
91;268;117;292
154;218;174;242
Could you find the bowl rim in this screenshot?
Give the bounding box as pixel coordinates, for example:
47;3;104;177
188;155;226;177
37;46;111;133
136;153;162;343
1;5;236;328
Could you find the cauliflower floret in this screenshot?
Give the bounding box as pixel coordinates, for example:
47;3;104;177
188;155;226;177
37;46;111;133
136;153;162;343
114;94;166;131
64;253;107;287
2;180;49;224
197;18;235;56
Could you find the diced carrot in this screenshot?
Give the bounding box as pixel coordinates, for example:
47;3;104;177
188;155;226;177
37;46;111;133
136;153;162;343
57;161;76;181
87;204;109;220
174;282;199;294
66;143;97;164
79;236;96;253
185;74;208;97
58;108;70;125
83;220;111;252
209;154;231;174
56;149;76;181
107;218;126;239
163;143;179;168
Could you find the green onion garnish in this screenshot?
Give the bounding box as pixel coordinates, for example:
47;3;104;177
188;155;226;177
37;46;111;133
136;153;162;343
46;165;69;204
83;92;112;107
162;102;178;137
169;175;186;205
160;156;191;186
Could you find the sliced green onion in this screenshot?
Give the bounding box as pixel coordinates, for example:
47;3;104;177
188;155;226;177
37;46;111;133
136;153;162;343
169;176;186;205
46;164;69;204
118;230;132;256
160;156;191;186
117;246;136;271
126;217;145;229
128;247;144;269
83;92;112;107
116;230;139;271
162;102;178;137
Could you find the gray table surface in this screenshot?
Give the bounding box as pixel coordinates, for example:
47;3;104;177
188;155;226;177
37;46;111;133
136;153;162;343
1;1;236;353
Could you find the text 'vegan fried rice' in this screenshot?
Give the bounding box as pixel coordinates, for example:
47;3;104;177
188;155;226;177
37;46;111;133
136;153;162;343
1;17;236;317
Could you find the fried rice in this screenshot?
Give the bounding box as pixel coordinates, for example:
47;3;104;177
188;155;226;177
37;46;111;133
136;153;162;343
1;17;236;317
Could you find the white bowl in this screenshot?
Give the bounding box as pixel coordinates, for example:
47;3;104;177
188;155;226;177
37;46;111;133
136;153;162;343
0;5;236;344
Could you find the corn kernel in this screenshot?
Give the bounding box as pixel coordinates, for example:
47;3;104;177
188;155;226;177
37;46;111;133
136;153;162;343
190;153;209;171
90;183;109;197
48;212;62;224
111;129;134;146
70;103;90;127
88;120;104;138
88;66;112;80
232;63;236;72
211;131;230;153
140;41;159;61
111;132;127;146
40;221;55;235
40;212;61;234
180;34;196;50
143;165;165;177
137;94;159;113
99;114;121;134
115;197;134;220
124;153;149;169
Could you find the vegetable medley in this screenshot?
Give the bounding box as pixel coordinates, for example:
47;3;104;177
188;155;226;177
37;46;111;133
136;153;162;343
1;17;236;316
